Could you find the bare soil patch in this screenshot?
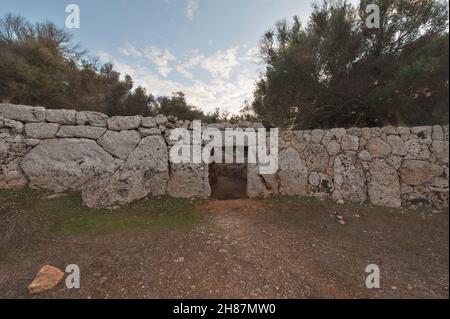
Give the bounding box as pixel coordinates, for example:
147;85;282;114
0;189;448;299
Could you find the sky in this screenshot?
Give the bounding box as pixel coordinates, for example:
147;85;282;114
0;0;356;114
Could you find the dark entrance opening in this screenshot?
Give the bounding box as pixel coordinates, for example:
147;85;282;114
209;163;247;200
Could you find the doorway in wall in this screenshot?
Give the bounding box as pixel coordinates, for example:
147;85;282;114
209;163;247;200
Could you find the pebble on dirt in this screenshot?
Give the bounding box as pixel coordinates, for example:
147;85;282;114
28;265;65;294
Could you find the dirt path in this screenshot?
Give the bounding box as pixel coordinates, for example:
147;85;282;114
0;196;448;299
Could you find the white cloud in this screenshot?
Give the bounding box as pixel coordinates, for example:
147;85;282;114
200;47;240;80
242;46;260;64
118;44;143;58
144;47;176;77
186;0;199;21
100;45;257;114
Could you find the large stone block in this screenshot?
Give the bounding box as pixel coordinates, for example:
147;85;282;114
167;162;211;199
334;152;367;203
25;123;60;139
57;125;106;139
368;160;401;208
20;138;118;192
431;140;449;165
97;130;141;160
1;117;24;134
304;143;329;172
76;111;108;127
399;160;444;186
0;104;45;122
278;148;308;196
107;116;141;131
46;109;76;124
82;136;169;208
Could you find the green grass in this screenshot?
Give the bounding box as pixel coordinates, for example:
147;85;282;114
0;188;202;237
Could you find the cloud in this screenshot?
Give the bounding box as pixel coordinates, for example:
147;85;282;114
200;47;240;80
143;47;176;77
117;44;143;58
242;46;260;64
186;0;199;21
101;45;257;114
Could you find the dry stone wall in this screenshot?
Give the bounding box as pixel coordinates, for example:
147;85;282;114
249;126;449;209
1;103;448;210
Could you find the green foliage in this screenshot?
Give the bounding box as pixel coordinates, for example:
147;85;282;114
251;0;449;129
0;14;217;121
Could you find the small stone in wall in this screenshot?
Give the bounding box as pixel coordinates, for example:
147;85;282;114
366;137;392;158
385;155;403;170
432;125;444;140
46;109;76;125
107;116;141;131
361;127;372;139
311;129;324;143
405;140;430;160
387;135;407;156
141;117;157;128
76;111;108;127
411;126;432;139
308;171;321;187
139;127;161;137
1;118;24;134
24;138;41;147
341;134;359;151
0;160;28;189
326;128;346;142
431;140;449;165
358;150;371;161
57;125;107;139
382;126;399;135
155;114;168;126
326;140;341;156
346;127;362;137
399;160;444;186
25;123;60;139
305;143;329;172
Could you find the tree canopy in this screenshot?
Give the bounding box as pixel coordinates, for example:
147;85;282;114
0;13;219;121
251;0;449;129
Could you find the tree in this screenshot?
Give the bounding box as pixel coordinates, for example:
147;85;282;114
251;0;449;129
0;14;174;118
